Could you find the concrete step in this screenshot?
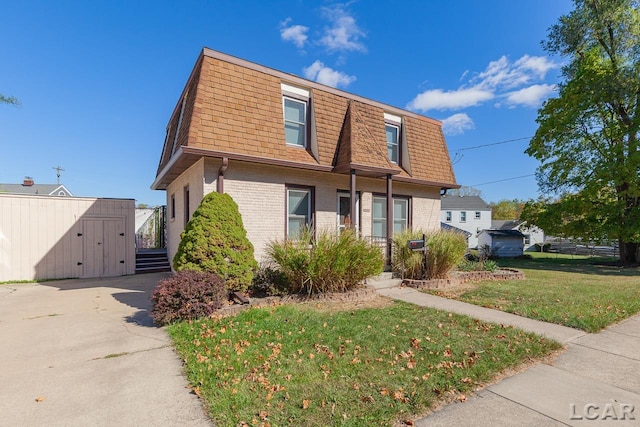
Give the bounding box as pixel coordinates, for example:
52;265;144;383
367;272;403;290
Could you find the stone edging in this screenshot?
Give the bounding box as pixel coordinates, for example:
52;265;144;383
217;286;378;317
402;268;524;290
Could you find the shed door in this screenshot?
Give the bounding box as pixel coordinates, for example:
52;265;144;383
82;218;125;278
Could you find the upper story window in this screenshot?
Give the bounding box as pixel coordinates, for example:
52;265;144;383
475;211;481;219
283;97;307;147
385;124;399;163
282;83;310;148
384;112;402;164
460;211;467;222
445;211;452;222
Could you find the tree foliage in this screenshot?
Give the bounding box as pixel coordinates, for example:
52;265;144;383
526;0;640;263
489;199;526;220
173;192;258;293
0;93;20;106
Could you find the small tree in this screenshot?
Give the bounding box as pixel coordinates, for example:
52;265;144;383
173;192;258;293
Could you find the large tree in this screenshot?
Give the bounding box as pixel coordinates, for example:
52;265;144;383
526;0;640;264
490;199;526;220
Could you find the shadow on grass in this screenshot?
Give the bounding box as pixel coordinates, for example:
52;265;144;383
497;256;639;277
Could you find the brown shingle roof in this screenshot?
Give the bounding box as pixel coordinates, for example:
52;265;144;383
153;48;458;190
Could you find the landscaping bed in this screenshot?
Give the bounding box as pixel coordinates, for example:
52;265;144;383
404;269;524;290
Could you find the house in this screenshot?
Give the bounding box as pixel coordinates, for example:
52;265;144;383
440;195;492;248
478;229;526;258
491;220;545;252
151;48;459;267
0;177;73;197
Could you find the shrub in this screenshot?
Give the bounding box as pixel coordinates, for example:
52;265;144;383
393;230;467;280
482;259;499;272
457;259;480;272
150;270;227;325
173;192;258;293
392;229;427;279
267;228;383;294
425;230;468;279
251;263;290;297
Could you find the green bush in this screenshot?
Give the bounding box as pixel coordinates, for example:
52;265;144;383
483;259;499;272
425;230;468;279
251;263;290;297
173;192;258;293
393;229;467;280
392;229;427;279
267;228;383;294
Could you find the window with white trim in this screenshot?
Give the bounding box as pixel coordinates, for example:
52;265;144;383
287;186;313;238
386;124;399;163
445;211;452;222
475;211;481;220
460;211;467;222
283;96;307;147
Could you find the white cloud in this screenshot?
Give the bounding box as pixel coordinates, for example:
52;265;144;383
504;84;556;108
319;5;366;53
407;54;558;113
303;60;356;88
406;87;494;112
441;113;475;136
280;19;309;48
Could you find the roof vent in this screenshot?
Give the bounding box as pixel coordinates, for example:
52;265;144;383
23;177;34;186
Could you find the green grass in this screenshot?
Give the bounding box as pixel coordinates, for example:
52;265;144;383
169;301;560;426
436;253;640;333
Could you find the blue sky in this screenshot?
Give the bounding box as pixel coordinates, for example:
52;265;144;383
1;0;573;206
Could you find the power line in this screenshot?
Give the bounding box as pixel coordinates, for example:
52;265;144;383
451;136;533;164
470;174;535;187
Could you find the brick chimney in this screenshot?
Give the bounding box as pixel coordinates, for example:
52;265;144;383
23;176;34;186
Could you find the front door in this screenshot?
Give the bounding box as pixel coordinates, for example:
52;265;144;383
337;192;360;234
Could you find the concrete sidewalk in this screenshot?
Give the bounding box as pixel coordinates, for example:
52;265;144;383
0;274;212;427
377;287;640;426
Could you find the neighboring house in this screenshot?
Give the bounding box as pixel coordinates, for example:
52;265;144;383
441;195;492;248
478;229;526;258
152;48;459;266
440;222;472;247
0;177;73;197
491;220;545;252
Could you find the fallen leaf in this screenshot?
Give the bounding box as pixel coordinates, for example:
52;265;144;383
302;399;310;409
457;394;467;402
35;396;45;402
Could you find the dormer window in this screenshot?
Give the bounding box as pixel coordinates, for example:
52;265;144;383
283;97;307;147
384;112;402;164
282;83;310;148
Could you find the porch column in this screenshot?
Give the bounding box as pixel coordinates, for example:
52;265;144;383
350;169;356;230
386;174;393;266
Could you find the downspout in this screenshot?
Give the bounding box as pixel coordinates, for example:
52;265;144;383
386;174;393;268
350;169;357;231
217;157;229;193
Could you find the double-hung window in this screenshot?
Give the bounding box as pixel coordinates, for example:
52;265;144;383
475;211;481;220
445;211;452;222
287;186;313;238
386;124;399;163
460;211;467;222
283;97;307;147
384;113;402;164
372;196;410;238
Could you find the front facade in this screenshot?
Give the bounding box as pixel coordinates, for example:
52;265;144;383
152;48;458;265
441;195;492;248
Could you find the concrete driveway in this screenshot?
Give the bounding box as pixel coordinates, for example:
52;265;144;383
0;273;212;427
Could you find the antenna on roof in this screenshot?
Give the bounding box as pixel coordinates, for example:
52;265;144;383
52;165;65;184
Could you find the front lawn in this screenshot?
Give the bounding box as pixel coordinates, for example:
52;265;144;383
169;300;560;426
432;253;640;333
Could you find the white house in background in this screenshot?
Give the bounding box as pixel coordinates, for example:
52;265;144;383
441;195;492;248
478;229;526;257
491;220;545;252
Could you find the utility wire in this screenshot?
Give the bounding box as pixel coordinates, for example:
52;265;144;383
470;174;535;187
451;136;533;164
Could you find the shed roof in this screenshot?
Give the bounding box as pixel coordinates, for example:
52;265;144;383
481;229;526;238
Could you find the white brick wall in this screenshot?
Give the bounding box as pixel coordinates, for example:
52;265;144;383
168;159;442;265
